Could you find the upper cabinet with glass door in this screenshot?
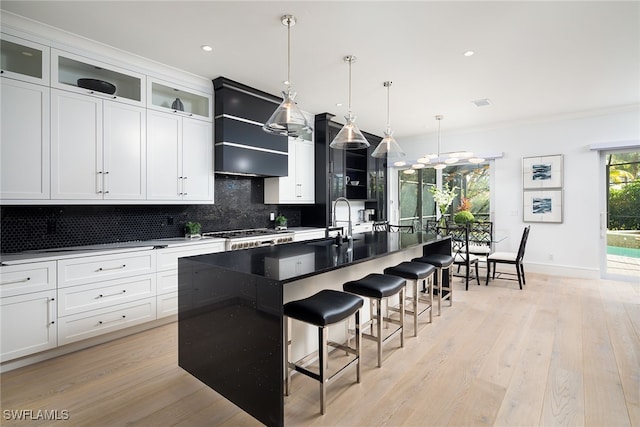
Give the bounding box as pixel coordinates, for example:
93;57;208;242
147;78;211;121
51;49;144;107
0;33;50;85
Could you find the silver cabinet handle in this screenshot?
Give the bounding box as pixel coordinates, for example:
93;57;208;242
182;176;187;196
103;171;109;194
97;289;126;298
172;110;193;117
97;171;103;194
98;315;126;325
48;297;56;325
88;90;117;100
178;176;183;195
1;277;30;285
96;264;126;272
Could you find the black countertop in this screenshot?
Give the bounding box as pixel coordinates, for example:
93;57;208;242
184;230;444;282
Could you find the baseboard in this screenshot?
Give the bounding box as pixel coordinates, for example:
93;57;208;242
0;315;177;373
523;262;600;279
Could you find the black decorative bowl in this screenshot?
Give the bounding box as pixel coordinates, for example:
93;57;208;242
77;78;116;95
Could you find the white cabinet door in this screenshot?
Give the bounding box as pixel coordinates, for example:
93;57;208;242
147;110;212;202
51;89;103;200
182;118;213;201
264;139;314;204
0;79;50;199
147;110;182;200
51;89;147;201
295;140;315;203
0;290;57;362
103;101;146;199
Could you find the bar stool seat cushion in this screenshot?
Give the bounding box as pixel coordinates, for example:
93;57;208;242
344;273;406;299
384;261;435;280
284;289;364;327
412;253;454;268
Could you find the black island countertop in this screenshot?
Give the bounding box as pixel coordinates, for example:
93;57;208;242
178;231;451;427
179;230;446;283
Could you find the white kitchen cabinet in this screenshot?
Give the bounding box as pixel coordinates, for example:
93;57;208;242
264;138;315;204
0;79;50;200
147;110;213;202
0;262;57;362
147;77;211;121
1;32;50;85
51;49;144;107
50;89;146;200
57;250;156;288
155;241;225;318
264;252;315;278
292;229;326;242
57;297;156;345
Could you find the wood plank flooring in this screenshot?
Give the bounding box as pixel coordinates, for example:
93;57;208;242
1;272;638;426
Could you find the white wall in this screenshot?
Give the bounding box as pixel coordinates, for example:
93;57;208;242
394;107;640;278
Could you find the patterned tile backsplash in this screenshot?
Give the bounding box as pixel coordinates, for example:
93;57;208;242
1;175;301;253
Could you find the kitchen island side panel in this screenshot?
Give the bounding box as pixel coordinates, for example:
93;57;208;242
178;259;284;427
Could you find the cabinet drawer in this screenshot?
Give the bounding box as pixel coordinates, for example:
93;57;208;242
156;243;225;271
57;274;155;317
157;270;177;294
58;251;156;288
156;291;178;319
1;290;57;362
57;298;156;345
0;261;56;298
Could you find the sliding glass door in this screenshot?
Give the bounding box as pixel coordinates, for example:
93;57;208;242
604;151;640;279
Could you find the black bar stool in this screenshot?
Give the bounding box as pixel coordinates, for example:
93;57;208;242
343;273;406;368
412;253;454;316
383;261;435;337
284;289;363;415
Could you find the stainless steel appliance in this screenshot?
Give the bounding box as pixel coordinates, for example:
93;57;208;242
202;228;294;251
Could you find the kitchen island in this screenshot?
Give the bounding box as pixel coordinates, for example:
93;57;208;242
178;231;450;426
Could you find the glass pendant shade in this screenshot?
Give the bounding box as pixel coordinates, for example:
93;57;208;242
263;15;310;137
331;55;369;150
330;113;369;149
263;89;310;137
372;81;405;158
371;129;405;157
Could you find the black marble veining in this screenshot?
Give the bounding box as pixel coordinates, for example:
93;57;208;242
178;231;450;427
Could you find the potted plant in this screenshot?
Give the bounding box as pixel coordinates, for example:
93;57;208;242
275;214;287;230
454;197;475;224
184;221;202;239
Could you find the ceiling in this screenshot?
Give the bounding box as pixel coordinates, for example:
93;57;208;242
2;1;639;139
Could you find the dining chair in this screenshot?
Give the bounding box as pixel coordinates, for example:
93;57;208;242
448;224;481;290
486;226;530;289
374;222;414;233
467;221;493;257
373;221;389;231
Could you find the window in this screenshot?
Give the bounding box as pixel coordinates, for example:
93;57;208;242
398;163;490;230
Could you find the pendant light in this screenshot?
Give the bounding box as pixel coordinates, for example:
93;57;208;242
432;115;447;170
371;81;405;158
263;15;311;137
330;55;369;150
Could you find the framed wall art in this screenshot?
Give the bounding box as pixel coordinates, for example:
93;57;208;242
522;154;563;189
523;189;563;223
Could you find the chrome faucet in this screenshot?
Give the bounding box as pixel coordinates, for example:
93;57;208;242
332;197;352;239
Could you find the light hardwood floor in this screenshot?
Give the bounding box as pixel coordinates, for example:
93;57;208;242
1;272;638;426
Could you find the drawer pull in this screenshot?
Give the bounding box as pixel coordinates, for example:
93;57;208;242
97;290;127;298
97;264;126;272
98;315;126;325
1;277;31;285
49;297;56;325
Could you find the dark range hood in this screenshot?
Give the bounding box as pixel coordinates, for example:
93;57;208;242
213;77;288;177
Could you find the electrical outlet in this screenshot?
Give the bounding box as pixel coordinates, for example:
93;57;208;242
270;212;275;221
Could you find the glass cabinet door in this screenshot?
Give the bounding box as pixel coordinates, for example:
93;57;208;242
0;33;50;85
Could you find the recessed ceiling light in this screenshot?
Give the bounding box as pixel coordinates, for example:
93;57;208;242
472;98;491;107
201;45;213;52
336;103;343;107
463;50;475;57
